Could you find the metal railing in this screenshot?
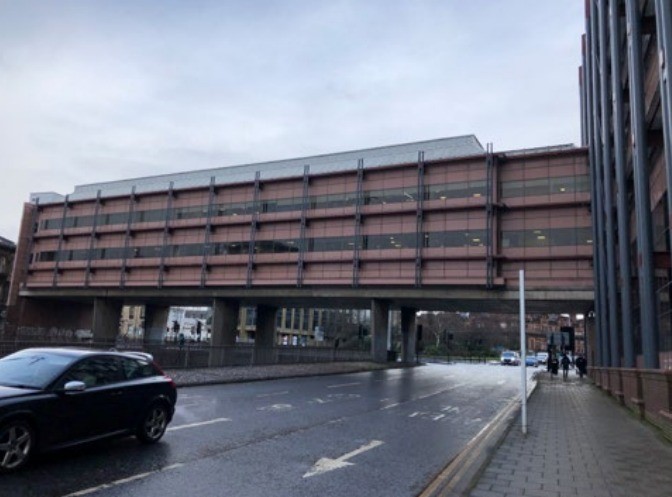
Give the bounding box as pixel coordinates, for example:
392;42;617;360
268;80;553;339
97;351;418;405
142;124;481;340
0;340;371;369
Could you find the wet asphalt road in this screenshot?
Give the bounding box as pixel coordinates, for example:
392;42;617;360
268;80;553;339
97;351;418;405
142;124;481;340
4;363;536;497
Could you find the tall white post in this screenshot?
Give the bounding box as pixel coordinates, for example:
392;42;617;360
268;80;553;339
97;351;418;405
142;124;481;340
519;269;527;435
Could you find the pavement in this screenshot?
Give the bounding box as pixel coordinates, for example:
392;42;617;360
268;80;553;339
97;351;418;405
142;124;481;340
466;371;672;497
164;362;672;497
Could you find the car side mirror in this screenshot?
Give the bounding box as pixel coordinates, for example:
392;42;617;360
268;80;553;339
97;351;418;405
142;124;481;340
63;381;86;393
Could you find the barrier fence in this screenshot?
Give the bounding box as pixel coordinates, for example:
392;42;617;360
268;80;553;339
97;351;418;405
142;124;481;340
0;340;371;369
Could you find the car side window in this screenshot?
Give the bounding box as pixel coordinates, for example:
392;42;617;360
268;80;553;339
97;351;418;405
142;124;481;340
119;357;158;380
61;356;124;388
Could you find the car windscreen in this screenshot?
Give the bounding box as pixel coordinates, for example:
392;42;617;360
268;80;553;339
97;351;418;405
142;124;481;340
0;351;75;389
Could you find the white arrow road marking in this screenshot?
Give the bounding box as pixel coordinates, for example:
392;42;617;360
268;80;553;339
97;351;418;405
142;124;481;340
167;418;231;432
303;440;384;478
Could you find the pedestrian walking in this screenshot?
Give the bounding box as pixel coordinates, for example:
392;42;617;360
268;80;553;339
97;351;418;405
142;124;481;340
549;354;559;377
561;352;571;380
575;354;587;379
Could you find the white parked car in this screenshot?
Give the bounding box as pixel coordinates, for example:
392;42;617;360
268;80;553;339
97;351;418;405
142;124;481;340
535;352;549;365
500;351;521;366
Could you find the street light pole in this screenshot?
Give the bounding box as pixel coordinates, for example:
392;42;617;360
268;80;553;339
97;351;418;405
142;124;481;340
520;269;527;435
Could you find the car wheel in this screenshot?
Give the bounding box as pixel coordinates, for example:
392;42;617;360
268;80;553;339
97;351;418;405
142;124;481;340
136;403;169;444
0;420;35;473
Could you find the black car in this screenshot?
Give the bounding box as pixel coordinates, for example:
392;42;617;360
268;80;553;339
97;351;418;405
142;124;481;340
0;348;177;473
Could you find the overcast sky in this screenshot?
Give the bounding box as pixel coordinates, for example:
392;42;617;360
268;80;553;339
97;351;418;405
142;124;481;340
0;1;585;242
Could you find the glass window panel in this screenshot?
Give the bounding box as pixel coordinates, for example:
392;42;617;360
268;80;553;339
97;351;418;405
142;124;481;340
574;175;590;192
107;212;129;226
174;206;207;220
524;178;549;196
443;183;469;199
467;230;486;246
364;190;385;205
576;227;593;245
549;228;576;246
502;231;523;248
525;229;549;247
146;209;166;223
501;181;525;198
246;308;256;326
41;218;62;230
42;251;57;262
549;176;575;194
468;180;486;198
171;244;203;257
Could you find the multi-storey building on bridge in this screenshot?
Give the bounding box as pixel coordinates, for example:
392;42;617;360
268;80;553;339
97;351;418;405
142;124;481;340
6;135;592;362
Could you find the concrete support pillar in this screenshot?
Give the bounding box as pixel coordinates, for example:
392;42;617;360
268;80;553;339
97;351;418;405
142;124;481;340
92;298;122;344
255;305;278;349
211;299;240;347
400;307;417;363
143;305;170;343
209;299;240;367
370;300;390;362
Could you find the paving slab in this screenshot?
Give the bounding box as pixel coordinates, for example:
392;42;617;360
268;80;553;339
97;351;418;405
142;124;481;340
467;373;672;497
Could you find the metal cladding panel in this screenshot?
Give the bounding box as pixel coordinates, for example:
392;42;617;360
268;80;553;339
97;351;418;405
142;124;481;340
36;136;485;204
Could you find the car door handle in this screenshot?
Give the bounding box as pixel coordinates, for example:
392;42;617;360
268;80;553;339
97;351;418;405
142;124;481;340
110;390;125;396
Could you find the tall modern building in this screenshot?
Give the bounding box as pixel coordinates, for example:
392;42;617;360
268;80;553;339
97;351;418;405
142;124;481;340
6;135;592;362
581;0;672;434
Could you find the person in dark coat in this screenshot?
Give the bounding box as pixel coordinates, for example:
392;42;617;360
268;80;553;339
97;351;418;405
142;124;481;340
560;353;571;380
550;354;559;377
575;355;587;379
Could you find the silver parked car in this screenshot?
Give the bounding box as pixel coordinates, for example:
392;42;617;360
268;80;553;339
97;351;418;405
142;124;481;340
500;351;520;366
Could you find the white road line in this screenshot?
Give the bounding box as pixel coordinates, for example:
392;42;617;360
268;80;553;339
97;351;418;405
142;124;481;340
327;382;361;389
256;390;290;398
418;383;467;400
62;463;183;497
167;417;231;431
257;403;293;412
380;383;469;411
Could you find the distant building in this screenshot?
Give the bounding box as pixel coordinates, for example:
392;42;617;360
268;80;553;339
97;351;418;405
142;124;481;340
0;236;16;333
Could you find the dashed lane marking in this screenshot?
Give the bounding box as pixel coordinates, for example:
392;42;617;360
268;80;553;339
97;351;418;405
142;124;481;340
256;390;290;398
327;382;361;389
61;464;184;497
168;418;231;431
257;403;293;412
